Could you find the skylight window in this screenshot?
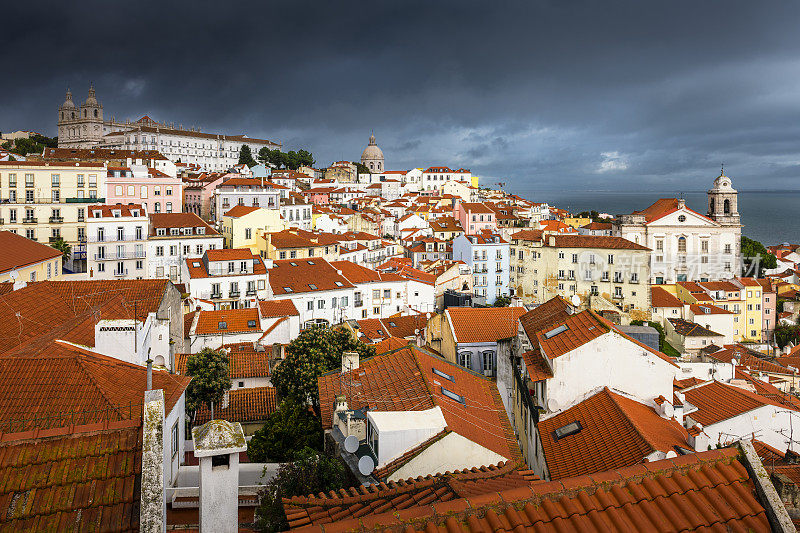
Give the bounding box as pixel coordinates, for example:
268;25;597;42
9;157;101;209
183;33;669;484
553;421;582;441
432;368;455;382
308;283;318;290
307;260;315;265
218;321;228;330
441;387;465;404
247;320;257;328
192;261;200;267
543;324;568;339
283;287;293;293
334;281;343;287
389;321;396;327
289;262;298;266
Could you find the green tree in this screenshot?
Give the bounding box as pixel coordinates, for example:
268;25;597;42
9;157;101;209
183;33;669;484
49;236;71;262
284;150;300;170
238;144;257;167
257;146;271;166
775;324;800;349
6;134;58;156
354;162;370;175
630;320;682;358
248;399;323;462
255;448;349;533
271;327;376;416
492;296;512;307
296;149;315;168
741;236;777;277
185;348;231;421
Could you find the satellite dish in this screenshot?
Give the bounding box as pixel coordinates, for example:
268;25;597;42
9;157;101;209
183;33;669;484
8;270;18;281
358;455;375;476
570;295;581;306
547;398;560;412
663;403;674;418
343;435;359;454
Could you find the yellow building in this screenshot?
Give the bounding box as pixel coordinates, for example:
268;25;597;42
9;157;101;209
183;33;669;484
562;216;591;229
735;278;764;342
221;205;285;252
0;160;107;272
257;228;340;262
0;230;64;283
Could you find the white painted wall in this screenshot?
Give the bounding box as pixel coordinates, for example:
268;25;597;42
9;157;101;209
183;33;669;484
388;432;506;481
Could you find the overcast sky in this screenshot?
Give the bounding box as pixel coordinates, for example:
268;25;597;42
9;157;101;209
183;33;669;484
3;1;800;193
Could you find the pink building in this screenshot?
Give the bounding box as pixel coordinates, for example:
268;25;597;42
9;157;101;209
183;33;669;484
454;201;497;235
106;166;183;214
182;171;228;221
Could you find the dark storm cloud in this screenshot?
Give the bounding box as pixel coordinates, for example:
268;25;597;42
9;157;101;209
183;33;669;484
3;0;800;193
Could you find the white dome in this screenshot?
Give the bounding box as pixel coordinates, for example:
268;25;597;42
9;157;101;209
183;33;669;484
361;133;384;161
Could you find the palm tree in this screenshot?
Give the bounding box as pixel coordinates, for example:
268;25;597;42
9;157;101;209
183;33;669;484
50;237;71;262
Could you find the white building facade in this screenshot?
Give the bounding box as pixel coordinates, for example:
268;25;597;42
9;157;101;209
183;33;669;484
86;204;149;279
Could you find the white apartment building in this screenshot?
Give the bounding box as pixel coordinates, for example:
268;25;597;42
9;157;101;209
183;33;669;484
267;258;357;328
147;212;224;283
452;234;510;305
280;195;313;230
182;248;270;310
0;161;107;272
86;204;149;279
214;178;283;222
420;166;472;192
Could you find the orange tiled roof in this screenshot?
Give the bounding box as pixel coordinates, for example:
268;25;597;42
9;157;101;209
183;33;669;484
651;286;684;308
148;212;219;236
283;461;537;529
193;307;260;335
0;340;190;429
195;386;277;425
372;336;410;354
177;342;272;379
330;261;405;284
682;380;785;426
538;387;690;480
223;204;261;218
635;197;714;224
288;448;770;532
0;420;142;531
0;231;62;273
0;279;171;355
546;234;650;251
446;307;526;343
205;248;255;261
317;346;520;464
258;299;299;317
87;203;145;218
518;297;574;340
269;259;354;295
535;310;610;359
668;317;723;337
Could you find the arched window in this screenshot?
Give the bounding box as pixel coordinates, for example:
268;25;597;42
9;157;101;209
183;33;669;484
61;112;64;120
724;199;730;214
369;162;374;170
457;351;471;368
83;110;87;117
71;112;75;119
709;199;715;213
678;236;687;253
94;109;98;117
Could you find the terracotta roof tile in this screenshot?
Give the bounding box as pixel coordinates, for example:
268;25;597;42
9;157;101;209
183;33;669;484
194;386;277;425
282;461;537;529
518;297;575;340
269;259;354;295
668;317;723;337
288;448;770;532
318;346;520;464
681;380;781;426
87;203;146;218
148;212;219;236
446;307;526;343
258;299;299;317
538;387;690;480
546;234;650;251
193;307;261;335
223;204;261;218
0;420;142;531
0;231;62;273
651;286;684;308
177;342;272;379
0;340;190;430
329;261;405;284
536;310;610;359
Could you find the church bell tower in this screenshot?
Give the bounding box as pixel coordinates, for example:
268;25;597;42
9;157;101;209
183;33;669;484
707;167;740;226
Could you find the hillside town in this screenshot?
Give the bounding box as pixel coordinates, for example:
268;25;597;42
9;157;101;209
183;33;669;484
2;88;800;533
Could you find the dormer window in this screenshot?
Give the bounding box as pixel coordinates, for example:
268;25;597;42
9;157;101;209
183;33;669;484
131;210;139;217
197;227;205;235
156;228;166;236
112;210;121;218
171;228;180;236
93;211;101;218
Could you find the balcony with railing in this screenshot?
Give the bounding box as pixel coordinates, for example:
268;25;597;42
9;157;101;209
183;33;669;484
229;290;240;298
113;268;129;277
49;216;64;224
22;217;37;224
94;250;146;261
66;197;105;203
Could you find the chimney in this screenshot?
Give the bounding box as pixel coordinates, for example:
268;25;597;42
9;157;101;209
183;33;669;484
678;198;686;209
688;423;709;451
192;420;247;533
342;351;359;373
146;356;153;390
